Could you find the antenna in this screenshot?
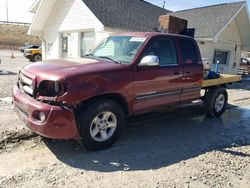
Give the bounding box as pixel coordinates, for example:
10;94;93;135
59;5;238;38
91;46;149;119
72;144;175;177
163;0;166;9
6;0;9;23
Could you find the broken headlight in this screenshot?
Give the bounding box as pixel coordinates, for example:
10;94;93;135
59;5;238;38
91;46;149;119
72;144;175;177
38;80;66;97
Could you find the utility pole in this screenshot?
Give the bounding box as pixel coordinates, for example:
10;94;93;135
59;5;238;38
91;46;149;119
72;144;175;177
162;0;166;9
6;0;9;23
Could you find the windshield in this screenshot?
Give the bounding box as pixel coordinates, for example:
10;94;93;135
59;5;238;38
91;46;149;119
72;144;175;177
87;36;146;64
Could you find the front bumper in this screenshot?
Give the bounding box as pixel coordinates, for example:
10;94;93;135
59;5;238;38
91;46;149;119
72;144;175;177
12;85;80;139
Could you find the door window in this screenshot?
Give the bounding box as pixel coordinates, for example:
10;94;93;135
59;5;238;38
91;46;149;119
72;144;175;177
180;39;199;64
241;58;250;65
62;35;68;52
61;34;68;58
81;32;95;56
143;38;178;66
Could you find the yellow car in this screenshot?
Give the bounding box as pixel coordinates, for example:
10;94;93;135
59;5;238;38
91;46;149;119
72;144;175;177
23;46;42;62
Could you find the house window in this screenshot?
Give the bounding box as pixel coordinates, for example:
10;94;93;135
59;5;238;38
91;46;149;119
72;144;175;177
213;50;230;64
81;32;95;56
61;34;68;58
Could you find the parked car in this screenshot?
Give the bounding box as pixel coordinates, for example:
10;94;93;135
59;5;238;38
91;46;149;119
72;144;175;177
23;46;42;62
20;45;40;53
238;58;250;75
13;32;241;151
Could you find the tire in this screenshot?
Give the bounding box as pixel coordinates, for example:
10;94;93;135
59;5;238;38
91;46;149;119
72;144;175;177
33;54;42;62
203;87;228;117
77;99;125;151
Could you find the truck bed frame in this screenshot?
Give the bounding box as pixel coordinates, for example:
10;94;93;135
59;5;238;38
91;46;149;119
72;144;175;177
202;74;242;88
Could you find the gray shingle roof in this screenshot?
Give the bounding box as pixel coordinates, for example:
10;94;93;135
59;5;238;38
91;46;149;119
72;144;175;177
82;0;170;31
168;1;245;39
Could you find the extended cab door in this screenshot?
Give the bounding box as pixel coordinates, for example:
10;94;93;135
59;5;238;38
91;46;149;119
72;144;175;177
179;38;203;101
133;36;183;112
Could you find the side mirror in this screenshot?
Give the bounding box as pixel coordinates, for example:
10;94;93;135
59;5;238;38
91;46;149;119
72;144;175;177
139;55;160;67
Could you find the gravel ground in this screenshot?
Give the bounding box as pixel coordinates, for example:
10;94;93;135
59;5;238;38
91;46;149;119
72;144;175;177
0;53;250;188
0;52;30;98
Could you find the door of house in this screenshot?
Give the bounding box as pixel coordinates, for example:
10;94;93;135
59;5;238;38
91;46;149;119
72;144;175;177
80;32;95;56
62;34;68;58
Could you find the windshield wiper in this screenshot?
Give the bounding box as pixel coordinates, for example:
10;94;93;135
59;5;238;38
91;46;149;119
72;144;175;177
83;54;100;60
83;54;94;58
97;56;121;64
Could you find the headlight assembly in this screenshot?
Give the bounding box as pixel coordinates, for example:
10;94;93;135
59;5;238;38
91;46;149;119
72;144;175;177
38;80;67;97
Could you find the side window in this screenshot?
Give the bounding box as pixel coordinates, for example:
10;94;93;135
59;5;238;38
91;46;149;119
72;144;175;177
143;38;178;66
241;58;250;65
180;39;199;64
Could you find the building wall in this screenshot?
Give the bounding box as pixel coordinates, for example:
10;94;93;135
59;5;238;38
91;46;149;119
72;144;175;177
198;19;242;74
42;0;105;59
40;0;243;71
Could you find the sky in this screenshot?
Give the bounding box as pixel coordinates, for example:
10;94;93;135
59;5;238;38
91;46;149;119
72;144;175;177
147;0;249;11
0;0;249;23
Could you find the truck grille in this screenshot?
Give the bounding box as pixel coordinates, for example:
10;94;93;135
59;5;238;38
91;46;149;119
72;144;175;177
18;72;34;96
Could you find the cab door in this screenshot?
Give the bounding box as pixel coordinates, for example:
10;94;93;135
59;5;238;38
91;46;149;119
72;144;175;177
179;38;203;102
133;36;183;112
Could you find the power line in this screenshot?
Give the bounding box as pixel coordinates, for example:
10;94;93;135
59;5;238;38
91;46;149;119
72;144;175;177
6;0;8;22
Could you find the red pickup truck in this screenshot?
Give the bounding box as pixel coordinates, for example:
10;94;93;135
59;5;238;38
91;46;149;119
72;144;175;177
13;32;231;150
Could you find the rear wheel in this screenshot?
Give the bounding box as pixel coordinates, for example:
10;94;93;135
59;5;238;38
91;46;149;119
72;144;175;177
77;99;125;151
203;87;228;117
33;54;42;62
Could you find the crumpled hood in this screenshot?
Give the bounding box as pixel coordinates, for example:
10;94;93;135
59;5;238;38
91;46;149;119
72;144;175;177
23;58;122;81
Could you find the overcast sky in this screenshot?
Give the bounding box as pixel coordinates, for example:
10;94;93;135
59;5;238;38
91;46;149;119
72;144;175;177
0;0;249;23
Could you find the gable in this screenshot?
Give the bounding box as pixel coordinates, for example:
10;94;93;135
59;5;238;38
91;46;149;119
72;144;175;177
44;0;104;32
168;2;245;39
29;0;104;35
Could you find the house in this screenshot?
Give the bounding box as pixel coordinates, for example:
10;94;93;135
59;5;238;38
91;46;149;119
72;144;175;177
28;0;169;59
168;1;250;74
29;0;250;74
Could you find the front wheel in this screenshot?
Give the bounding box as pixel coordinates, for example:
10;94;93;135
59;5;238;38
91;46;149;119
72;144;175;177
77;99;125;151
33;54;42;62
203;87;228;117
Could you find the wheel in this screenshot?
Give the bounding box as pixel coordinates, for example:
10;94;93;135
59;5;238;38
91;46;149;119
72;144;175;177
77;99;125;151
33;54;42;62
203;87;228;117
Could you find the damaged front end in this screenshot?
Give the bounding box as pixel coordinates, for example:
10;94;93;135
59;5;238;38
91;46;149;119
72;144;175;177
13;70;80;139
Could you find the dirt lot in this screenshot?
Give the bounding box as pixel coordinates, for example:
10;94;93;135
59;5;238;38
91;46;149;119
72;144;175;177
0;52;250;188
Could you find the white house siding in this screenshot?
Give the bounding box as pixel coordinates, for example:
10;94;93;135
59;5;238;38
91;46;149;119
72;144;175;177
95;30;114;45
42;0;104;60
67;32;79;58
198;19;242;74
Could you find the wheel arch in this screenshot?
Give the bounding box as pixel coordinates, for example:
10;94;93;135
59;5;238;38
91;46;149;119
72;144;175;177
33;53;42;56
76;93;130;116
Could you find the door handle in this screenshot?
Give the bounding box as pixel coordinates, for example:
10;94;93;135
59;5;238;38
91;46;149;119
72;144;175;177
173;70;180;75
